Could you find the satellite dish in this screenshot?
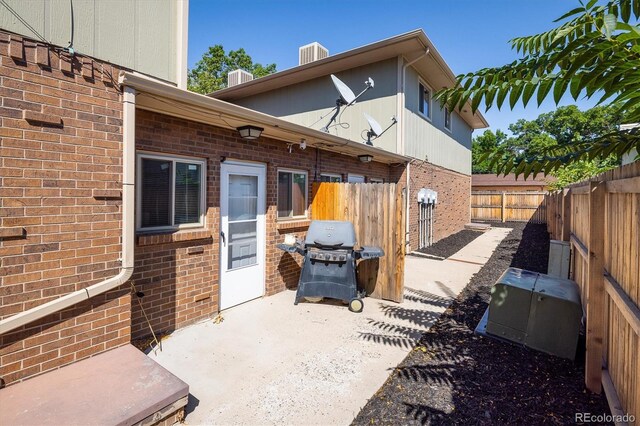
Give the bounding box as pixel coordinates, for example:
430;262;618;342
364;113;383;136
331;75;356;105
362;113;398;146
320;74;375;132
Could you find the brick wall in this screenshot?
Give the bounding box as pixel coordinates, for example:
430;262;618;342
408;161;471;250
0;33;129;385
131;110;398;338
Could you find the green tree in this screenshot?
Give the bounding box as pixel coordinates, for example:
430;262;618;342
472;129;511;173
507;105;623;187
188;45;277;94
437;0;640;178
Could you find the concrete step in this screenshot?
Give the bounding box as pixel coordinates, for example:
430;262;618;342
1;344;188;426
465;222;492;232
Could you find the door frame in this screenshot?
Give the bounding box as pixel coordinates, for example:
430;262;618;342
219;159;267;310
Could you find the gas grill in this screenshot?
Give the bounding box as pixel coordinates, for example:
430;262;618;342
277;220;384;313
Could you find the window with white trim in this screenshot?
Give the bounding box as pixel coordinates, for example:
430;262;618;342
320;173;342;182
418;81;432;120
277;169;308;219
444;107;452;132
137;153;206;231
369;177;384;183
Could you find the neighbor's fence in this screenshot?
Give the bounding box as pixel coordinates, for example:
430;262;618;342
546;161;639;422
311;182;405;303
471;191;547;223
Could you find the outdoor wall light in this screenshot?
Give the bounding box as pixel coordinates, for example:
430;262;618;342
237;125;263;140
358;154;373;163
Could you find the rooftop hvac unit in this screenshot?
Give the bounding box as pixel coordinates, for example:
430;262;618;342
299;42;329;65
227;69;253;87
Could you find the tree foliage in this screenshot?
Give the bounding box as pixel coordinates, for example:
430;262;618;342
188;45;277;94
437;0;640;178
472;105;623;187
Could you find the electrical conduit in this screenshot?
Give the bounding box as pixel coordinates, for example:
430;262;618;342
398;48;429;251
0;86;137;335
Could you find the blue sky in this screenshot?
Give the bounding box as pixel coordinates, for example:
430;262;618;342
188;0;598;135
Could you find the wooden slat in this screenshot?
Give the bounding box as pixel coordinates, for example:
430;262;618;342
562;188;572;241
605;272;640;336
572;185;591;194
586;181;606;393
607;176;640;194
570;233;589;260
602;369;629;424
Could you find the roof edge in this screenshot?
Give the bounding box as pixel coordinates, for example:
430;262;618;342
118;72;409;164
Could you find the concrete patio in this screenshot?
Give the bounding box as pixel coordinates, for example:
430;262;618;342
148;227;511;425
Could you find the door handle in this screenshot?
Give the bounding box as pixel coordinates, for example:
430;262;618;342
220;231;226;246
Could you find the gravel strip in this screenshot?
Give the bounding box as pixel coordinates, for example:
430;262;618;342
414;229;483;259
352;222;611;425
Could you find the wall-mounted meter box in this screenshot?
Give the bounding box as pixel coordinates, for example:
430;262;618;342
481;268;583;360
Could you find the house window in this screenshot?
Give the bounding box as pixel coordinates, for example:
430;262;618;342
277;169;308;219
347;174;365;183
418;81;432;119
369;177;384;183
137;153;206;231
444;107;452;132
320;173;342;182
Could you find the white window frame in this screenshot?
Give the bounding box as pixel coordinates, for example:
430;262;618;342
369;177;384;183
418;79;433;121
320;173;342;182
347;174;366;183
277;168;309;220
444;106;452;132
136;152;207;232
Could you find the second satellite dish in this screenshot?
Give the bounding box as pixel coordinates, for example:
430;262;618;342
321;74;374;133
363;113;397;146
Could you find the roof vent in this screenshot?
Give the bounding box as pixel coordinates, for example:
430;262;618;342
299;42;329;65
227;69;253;87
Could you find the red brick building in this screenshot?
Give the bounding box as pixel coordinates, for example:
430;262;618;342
0;32;407;391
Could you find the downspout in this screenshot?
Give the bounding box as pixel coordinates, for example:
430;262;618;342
0;87;136;335
399;48;430;252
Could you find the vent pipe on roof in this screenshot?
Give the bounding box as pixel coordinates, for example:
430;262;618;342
299;42;329;65
227;69;253;87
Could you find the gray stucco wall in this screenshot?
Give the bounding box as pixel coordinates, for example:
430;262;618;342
234;58;399;153
0;0;179;84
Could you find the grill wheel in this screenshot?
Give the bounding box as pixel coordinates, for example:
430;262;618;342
348;298;364;313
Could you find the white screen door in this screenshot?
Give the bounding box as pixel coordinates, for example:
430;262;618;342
220;161;266;309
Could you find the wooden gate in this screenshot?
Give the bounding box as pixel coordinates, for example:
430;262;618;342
310;182;405;303
472;191;547;223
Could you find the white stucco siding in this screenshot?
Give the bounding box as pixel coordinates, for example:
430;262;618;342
403;65;472;174
0;0;181;84
404;110;472;174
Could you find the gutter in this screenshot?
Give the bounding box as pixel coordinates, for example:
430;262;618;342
0;87;136;336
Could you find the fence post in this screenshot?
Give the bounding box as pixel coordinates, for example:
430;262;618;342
562;188;572;241
585;181;606;393
501;192;506;223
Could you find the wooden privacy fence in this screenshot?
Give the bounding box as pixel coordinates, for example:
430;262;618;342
546;162;639;421
310;182;405;303
471;191;547;223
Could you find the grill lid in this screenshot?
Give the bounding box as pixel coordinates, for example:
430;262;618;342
305;220;357;248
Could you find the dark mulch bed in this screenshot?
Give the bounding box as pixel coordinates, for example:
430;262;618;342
415;229;483;259
353;222;611;425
